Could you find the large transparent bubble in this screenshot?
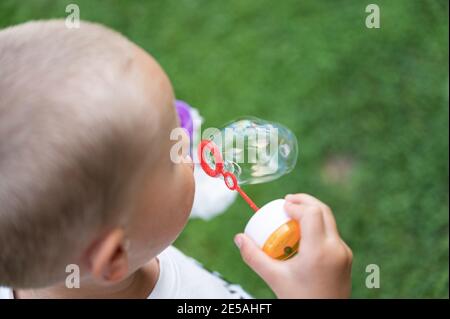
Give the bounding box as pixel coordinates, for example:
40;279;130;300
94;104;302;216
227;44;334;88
205;117;298;185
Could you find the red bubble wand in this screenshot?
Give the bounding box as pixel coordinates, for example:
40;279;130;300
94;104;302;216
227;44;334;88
198;140;259;212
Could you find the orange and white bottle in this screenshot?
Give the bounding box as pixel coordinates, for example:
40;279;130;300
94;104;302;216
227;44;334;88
245;199;300;260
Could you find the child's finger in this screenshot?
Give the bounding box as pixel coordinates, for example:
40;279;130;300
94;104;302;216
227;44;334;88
340;240;353;263
285;194;339;238
283;202;326;244
234;233;283;285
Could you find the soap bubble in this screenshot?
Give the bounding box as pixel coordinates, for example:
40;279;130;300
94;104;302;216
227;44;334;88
205;117;298;185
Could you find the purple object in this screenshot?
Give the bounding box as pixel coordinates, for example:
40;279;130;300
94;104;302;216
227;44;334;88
175;100;194;153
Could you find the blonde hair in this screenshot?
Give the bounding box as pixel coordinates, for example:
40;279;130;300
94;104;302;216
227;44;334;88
0;20;156;288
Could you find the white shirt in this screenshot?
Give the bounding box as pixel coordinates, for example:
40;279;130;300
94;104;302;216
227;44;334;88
0;246;252;299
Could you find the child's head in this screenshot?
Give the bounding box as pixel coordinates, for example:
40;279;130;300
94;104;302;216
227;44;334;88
0;20;194;288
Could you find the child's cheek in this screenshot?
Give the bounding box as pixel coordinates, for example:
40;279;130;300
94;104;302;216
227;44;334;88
182;167;195;219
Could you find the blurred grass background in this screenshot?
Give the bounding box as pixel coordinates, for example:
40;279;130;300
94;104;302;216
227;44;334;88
0;0;448;298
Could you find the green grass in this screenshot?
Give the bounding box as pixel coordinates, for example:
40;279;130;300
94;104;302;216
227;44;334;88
1;0;448;298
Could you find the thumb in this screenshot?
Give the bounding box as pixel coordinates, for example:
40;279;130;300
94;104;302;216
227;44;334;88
234;233;283;285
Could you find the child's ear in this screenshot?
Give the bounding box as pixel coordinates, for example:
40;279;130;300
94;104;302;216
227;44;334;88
86;228;129;283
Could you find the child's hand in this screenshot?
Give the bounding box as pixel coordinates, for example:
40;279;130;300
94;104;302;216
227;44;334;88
234;193;353;299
